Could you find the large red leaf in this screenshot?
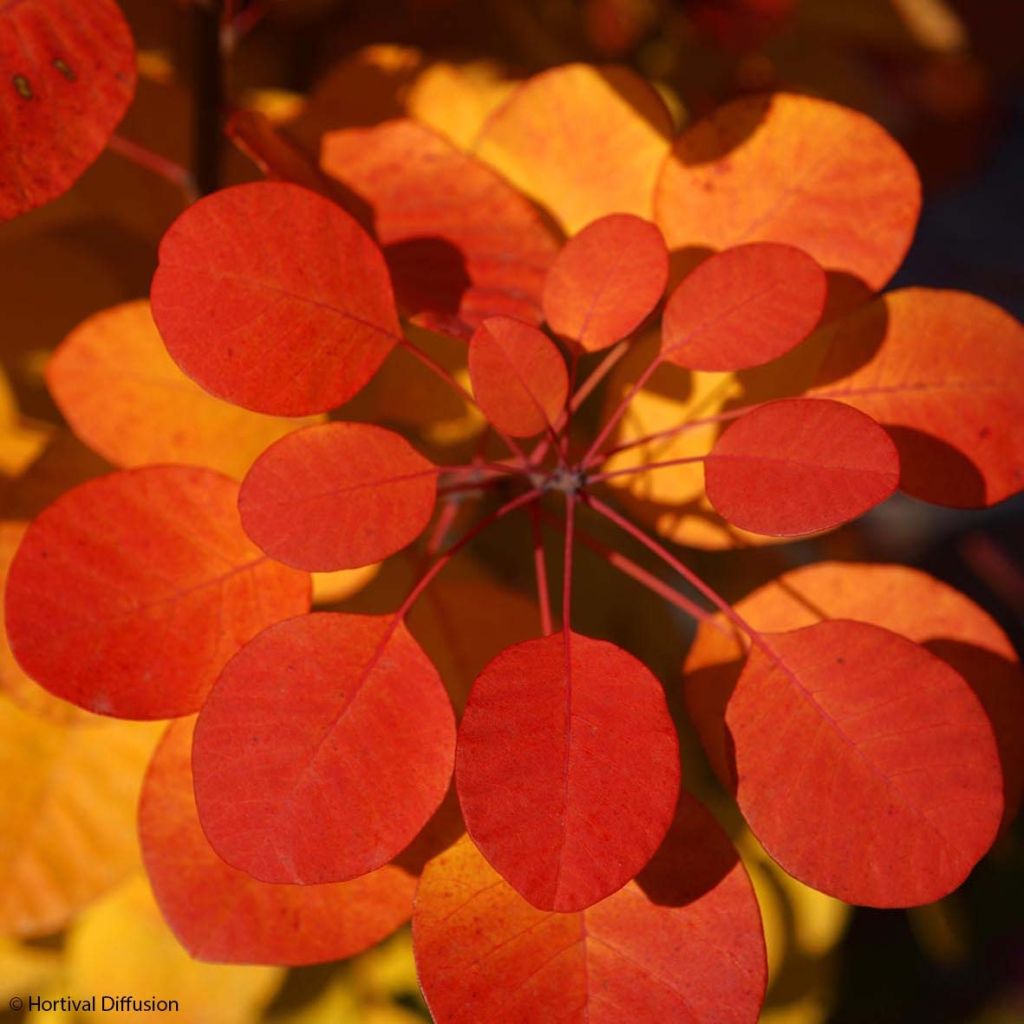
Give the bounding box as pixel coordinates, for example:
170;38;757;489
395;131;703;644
321;119;559;339
467;317;568;438
414;795;767;1024
661;243;826;371
239;422;437;571
140;717;415;965
192;613;456;884
726;620;1002;906
150;182;401;416
684;562;1024;830
809;289;1024;507
704;398;899;536
542;214;669;352
456;632;679;911
655;93;921;292
0;0;135;220
4;467;310;720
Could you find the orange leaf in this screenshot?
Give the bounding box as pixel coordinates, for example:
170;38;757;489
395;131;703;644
655;93;921;291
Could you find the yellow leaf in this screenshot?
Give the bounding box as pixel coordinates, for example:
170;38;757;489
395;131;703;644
46;301;323;480
0;365;52;479
312;564;382;606
0;700;163;937
0;935;62;1001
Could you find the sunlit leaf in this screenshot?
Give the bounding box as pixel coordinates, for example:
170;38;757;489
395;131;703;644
543;214;668;351
809;289;1024;507
661;243;826;371
414;796;766;1022
456;632;679;911
0;935;61;1001
704;398;899;536
321;119;559;338
239;422;437;571
5;466;310;719
0;697;162;936
0;0;135;220
467;317;568;437
151;182;401;415
655;93;921;291
46;300;324;479
193;613;455;884
141;717;414;964
474;64;673;235
0;366;51;478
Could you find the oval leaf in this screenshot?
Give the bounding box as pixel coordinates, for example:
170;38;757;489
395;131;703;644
474;65;673;235
655;93;921;291
467;317;568;438
239;422;437;571
46;300;324;479
456;632;679;911
704;398;899;536
661;243;826;371
141;717;415;965
731;620;1002;906
4;466;310;719
321;119;558;339
542;214;669;351
193;613;456;884
0;0;135;220
150;181;401;416
810;289;1024;507
414;796;766;1024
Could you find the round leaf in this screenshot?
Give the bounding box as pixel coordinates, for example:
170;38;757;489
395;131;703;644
542;214;669;351
0;0;135;220
456;632;680;911
4;466;310;719
239;422;438;571
661;243;827;371
150;182;401;416
704;398;899;536
467;317;568;438
193;613;456;884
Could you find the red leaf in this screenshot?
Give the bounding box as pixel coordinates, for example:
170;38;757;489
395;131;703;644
150;182;401;416
140;717;415;965
729;620;1002;906
455;632;679;911
467;318;569;438
4;467;309;720
542;214;668;351
414;795;767;1024
321;119;559;339
0;0;135;220
239;422;437;571
192;613;456;884
704;398;899;536
810;289;1024;507
661;243;826;371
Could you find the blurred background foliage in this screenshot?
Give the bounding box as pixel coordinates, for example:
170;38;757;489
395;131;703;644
0;1;1022;1021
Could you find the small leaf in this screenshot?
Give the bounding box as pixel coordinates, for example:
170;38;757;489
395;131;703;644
704;398;899;536
4;467;310;719
467;317;568;438
193;613;456;884
239;422;438;571
456;632;679;911
414;796;766;1023
661;243;826;371
0;0;136;220
321;119;558;338
474;64;673;234
150;182;401;416
46;300;324;479
542;214;668;351
655;93;921;291
728;620;1002;906
809;288;1024;507
141;718;415;965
